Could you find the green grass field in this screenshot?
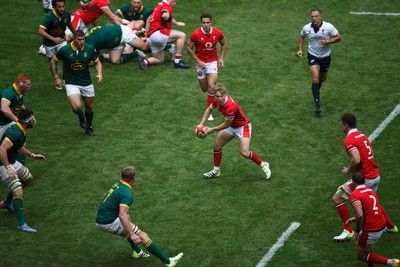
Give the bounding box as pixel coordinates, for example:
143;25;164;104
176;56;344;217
0;0;399;266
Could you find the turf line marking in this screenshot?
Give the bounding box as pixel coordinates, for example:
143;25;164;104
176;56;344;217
255;222;301;267
350;11;400;16
369;104;400;142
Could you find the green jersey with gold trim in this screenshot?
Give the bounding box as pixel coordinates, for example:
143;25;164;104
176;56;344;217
40;10;72;46
0;84;24;125
54;42;98;86
117;4;153;25
85;25;122;50
96;180;133;224
0;123;26;165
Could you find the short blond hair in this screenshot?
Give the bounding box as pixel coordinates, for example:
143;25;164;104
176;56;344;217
121;166;136;181
214;83;227;95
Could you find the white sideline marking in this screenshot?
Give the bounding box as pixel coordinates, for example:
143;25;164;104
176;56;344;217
255;222;301;267
350;11;400;16
369;104;400;142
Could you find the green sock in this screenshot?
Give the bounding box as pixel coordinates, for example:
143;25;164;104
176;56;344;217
121;51;139;63
165;44;172;50
145;240;170;264
12;197;25;226
85;111;94;128
127;237;142;253
74;110;85;123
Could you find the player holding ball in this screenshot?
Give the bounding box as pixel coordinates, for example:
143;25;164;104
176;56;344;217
197;84;271;179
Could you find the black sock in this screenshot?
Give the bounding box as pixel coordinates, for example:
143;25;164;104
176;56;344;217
311;83;320;109
85;111;94;128
74;110;85;123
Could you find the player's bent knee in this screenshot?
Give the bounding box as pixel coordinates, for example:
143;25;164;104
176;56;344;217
12;187;23;197
19;167;33;184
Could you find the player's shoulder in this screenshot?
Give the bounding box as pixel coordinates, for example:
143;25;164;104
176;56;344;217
64;10;72;17
322;21;337;30
84;43;96;51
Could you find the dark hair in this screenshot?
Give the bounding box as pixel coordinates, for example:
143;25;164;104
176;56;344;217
310;8;322;14
121;166;136;181
52;0;65;7
18;109;34;122
341;113;357;128
200;13;212;21
352;172;365;185
74;30;85;38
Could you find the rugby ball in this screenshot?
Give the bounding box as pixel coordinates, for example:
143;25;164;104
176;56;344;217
196;126;208;139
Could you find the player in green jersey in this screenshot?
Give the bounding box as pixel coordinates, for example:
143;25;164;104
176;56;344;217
114;0;152;31
85;24;148;64
38;0;75;90
0;74;31;213
0;109;46;233
0;74;31;137
96;166;183;266
50;30;103;136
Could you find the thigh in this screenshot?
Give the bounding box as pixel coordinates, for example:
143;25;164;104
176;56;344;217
309;64;320;81
80;84;95;98
147;31;168;53
215;129;235;149
365;176;380;192
335;179;354;200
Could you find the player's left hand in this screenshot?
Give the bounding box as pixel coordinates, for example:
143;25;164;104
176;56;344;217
218;59;224;69
97;74;103;84
204;127;214;135
32;153;46;161
345;217;355;224
351;232;358;242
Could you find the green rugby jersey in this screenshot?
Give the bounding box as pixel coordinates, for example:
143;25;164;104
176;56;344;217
96;180;133;224
0;84;24;125
0;123;26;165
85;25;123;50
54;42;98;86
117;4;153;25
40;9;71;46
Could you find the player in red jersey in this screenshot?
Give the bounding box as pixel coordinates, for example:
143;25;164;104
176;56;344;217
333;113;397;241
66;0;122;39
138;0;190;70
197;84;271;179
347;172;399;267
186;13;227;121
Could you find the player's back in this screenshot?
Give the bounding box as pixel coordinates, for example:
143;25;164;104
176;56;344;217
350;185;386;231
345;130;379;179
85;25;122;50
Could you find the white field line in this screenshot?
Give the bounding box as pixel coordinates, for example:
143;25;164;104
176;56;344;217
350;11;400;16
255;222;301;267
369;104;400;142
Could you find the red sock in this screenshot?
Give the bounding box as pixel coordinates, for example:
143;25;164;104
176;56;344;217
175;54;182;60
214;149;222;167
144;58;151;65
335;202;353;232
367;252;389;265
248;151;262;165
207;93;214;108
132;27;138;31
381;207;395;229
